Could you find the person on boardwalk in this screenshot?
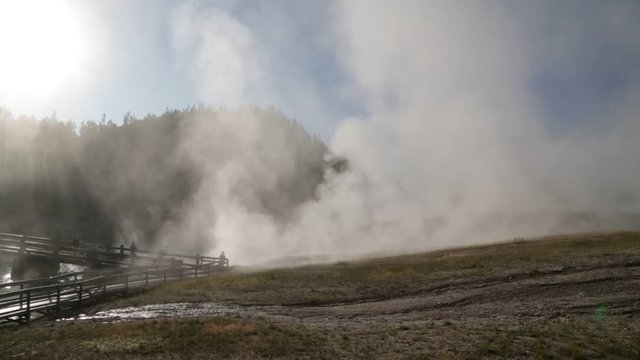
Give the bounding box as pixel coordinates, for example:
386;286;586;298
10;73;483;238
155;249;166;265
130;241;138;262
84;243;98;265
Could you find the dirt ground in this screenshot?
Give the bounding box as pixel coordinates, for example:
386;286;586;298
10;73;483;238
257;257;640;358
2;232;640;359
233;233;640;358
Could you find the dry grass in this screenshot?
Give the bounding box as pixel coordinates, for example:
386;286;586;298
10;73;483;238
2;231;639;359
102;231;640;308
0;316;329;359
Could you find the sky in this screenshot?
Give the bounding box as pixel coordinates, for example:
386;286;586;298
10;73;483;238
1;0;640;262
0;0;357;139
0;0;637;140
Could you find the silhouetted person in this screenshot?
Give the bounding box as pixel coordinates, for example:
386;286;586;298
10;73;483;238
87;245;98;264
130;241;137;261
219;251;226;266
155;249;166;265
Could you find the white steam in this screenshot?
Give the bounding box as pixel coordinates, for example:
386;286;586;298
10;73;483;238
167;1;640;264
171;5;268;106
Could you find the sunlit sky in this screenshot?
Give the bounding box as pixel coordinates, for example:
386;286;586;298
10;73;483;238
0;0;639;139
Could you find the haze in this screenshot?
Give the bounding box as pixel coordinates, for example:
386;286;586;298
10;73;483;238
1;1;639;264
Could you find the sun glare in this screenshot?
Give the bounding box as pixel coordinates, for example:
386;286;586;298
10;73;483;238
0;0;87;98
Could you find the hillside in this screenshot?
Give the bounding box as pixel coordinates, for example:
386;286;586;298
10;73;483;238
2;231;639;358
0;106;327;251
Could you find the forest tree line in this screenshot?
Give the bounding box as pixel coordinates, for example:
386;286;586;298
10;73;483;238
0;106;330;248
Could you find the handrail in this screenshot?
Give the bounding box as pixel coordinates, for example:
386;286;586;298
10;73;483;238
0;233;228;267
1;263;193;290
0;231;231;325
0;232;52;241
0;261;229;324
0;277;101;297
3;272;83;288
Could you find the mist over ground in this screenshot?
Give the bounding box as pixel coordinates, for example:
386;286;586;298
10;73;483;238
1;1;640;265
0;106;328;257
167;1;640;264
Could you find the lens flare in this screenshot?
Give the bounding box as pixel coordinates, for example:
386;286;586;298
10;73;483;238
0;0;87;98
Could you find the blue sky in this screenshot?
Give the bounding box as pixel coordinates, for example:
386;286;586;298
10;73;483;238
0;0;357;139
0;0;638;140
2;1;639;258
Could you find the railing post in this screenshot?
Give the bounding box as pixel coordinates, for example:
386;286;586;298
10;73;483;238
125;274;128;294
56;285;61;315
163;269;167;282
19;284;24;309
78;283;83;307
25;290;31;324
195;265;198;278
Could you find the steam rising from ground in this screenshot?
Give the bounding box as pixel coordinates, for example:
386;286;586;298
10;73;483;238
167;1;640;264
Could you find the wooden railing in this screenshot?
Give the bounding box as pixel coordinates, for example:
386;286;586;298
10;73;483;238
0;263;228;325
0;232;229;269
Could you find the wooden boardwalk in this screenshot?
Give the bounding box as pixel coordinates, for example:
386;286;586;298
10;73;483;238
0;232;226;268
0;264;226;325
0;232;230;325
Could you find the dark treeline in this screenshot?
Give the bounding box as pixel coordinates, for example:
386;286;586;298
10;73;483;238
0;106;328;247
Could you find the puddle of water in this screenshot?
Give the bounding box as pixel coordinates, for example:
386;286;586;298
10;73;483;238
59;263;86;274
1;263;11;285
1;262;86;287
1;264;13;292
61;303;246;322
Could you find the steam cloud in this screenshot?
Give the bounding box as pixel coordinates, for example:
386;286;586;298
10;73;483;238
167;1;640;264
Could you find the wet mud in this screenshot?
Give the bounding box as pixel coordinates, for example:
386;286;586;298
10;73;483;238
63;302;246;322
